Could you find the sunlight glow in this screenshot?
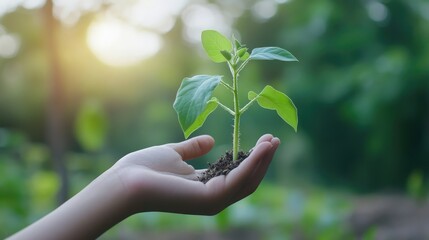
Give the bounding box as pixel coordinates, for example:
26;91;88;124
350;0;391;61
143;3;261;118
0;27;20;58
0;0;46;17
181;3;232;43
252;0;278;21
87;15;162;67
116;0;189;33
21;0;46;9
53;0;104;26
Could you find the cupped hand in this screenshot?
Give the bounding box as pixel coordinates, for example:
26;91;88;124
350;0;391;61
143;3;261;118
112;134;280;215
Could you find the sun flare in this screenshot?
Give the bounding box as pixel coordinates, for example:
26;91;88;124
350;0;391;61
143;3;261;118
86;15;162;67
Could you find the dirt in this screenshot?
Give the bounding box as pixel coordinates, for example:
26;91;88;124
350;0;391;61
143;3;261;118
198;150;250;184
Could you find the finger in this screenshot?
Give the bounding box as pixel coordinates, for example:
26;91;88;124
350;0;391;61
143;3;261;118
224;141;273;194
249;135;280;177
248;134;273;153
235;137;280;200
249;137;280;181
256;134;274;145
225;137;280;203
167;135;215;161
242;136;278;181
193;137;277;214
255;137;280;178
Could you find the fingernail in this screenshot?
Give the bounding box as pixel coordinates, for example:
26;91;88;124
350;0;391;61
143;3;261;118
271;137;280;145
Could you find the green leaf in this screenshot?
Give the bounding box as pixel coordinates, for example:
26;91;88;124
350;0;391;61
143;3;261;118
237;48;248;58
240;51;250;61
248;85;298;132
201;30;232;63
173;75;222;138
233;36;242;50
220;50;232;61
250;47;298;61
183;98;219;138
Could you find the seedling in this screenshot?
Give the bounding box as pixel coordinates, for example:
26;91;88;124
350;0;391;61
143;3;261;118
174;30;298;161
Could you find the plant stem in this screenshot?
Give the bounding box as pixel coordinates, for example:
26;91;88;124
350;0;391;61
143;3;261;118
240;96;257;114
217;101;235;115
220;80;234;92
232;65;240;161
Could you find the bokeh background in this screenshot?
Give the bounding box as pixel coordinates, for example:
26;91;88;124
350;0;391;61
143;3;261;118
1;0;428;239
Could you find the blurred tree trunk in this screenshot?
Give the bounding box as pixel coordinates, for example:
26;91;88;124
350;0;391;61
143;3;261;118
43;1;69;204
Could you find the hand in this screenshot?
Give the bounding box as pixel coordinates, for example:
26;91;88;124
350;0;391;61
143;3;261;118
8;134;280;240
112;134;280;215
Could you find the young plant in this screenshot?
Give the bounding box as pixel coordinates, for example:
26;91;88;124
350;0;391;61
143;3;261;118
174;30;298;161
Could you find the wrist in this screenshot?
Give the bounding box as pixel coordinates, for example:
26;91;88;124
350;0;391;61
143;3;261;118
65;167;134;238
101;166;137;215
107;164;150;214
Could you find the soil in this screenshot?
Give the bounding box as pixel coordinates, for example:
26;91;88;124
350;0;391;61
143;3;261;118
198;150;250;183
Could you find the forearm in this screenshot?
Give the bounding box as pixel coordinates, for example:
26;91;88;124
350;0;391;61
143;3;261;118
8;168;132;240
8;134;278;239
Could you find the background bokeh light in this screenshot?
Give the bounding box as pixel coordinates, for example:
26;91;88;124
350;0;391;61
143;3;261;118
86;14;163;66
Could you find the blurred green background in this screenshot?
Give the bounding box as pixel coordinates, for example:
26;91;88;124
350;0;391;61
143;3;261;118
1;0;428;239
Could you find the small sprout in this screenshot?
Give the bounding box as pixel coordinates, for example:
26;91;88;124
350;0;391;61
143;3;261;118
234;39;242;49
220;50;232;61
174;30;299;161
237;48;248;58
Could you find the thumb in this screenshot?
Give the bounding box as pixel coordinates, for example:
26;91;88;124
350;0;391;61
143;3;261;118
167;135;215;161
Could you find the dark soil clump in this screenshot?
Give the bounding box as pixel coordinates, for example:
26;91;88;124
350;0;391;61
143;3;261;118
198;150;250;184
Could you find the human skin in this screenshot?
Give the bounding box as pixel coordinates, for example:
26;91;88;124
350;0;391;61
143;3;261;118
8;134;280;240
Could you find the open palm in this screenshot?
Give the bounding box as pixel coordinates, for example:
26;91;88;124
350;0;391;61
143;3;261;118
113;134;280;215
